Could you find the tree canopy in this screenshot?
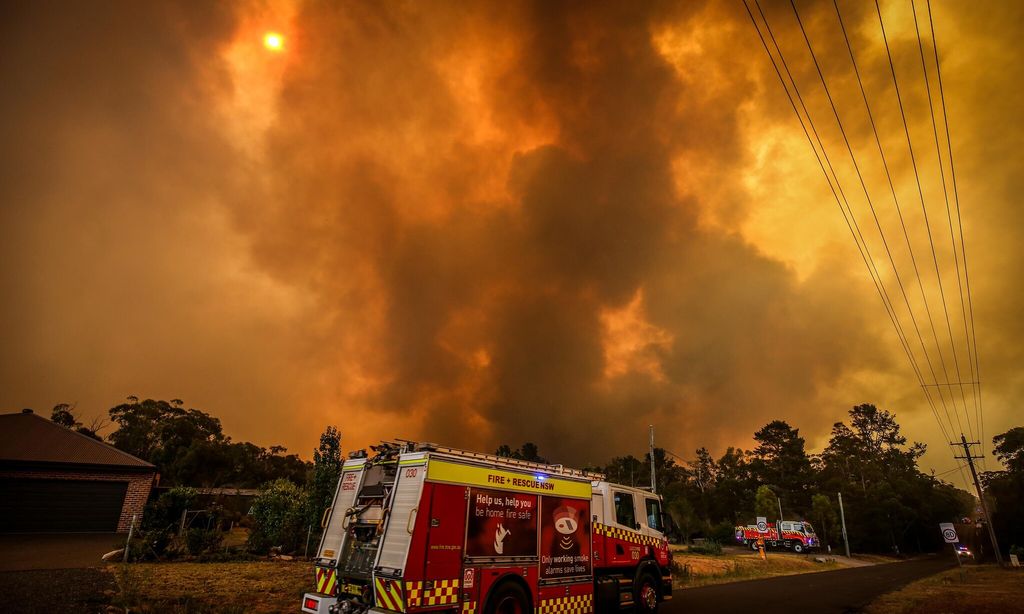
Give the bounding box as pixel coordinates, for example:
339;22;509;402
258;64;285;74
983;426;1024;556
107;397;309;487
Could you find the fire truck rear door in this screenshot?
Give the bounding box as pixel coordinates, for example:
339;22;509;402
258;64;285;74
317;460;368;563
376;454;428;574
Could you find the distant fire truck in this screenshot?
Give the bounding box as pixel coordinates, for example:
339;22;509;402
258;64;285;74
301;442;673;614
734;520;819;553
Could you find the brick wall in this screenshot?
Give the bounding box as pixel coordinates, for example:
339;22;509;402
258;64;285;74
0;468;155;532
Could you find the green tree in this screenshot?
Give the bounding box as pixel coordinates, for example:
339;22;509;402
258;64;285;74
107;397;310;487
248;479;308;554
669;497;698;544
308;426;343;533
711;447;753;523
992;427;1024;472
495;442;546;463
750;420;813;513
50;403;103;440
601;455;645;487
817;404;970;553
811;493;838;546
754;485;778;520
983;426;1024;557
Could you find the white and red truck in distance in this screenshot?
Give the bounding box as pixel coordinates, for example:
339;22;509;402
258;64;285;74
734;520;819;553
301;442;674;614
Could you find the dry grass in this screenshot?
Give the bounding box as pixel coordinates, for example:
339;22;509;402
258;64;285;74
865;565;1024;614
109;561;312;613
671;546;843;588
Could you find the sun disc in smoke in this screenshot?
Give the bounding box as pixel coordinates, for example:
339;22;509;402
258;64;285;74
263;32;284;52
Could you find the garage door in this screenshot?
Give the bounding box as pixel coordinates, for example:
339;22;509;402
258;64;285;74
0;479;128;533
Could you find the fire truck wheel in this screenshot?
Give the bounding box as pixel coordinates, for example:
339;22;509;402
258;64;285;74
792;542;804;554
633;571;659;613
485;581;530;614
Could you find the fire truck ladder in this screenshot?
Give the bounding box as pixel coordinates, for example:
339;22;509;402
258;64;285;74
337;459;399;579
398;440;607;481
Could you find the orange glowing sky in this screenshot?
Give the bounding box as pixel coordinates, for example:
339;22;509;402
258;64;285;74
1;0;1021;489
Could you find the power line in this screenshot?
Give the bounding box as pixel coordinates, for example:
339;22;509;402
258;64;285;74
746;0;976;488
788;0;963;445
910;0;976;446
743;0;958;474
874;0;973;443
828;0;969;485
747;0;924;422
926;0;986;466
828;0;964;439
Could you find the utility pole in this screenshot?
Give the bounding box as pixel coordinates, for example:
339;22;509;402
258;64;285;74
837;492;850;558
777;494;784;525
953;434;1003;565
649;425;657;494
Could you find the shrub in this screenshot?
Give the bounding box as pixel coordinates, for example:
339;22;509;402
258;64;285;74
708;520;737;544
688;539;723;555
124;527;174;561
144;486;198;532
186;527;224;555
248;479;309;554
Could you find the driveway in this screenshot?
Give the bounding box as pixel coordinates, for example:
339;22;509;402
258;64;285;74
0;533;124;571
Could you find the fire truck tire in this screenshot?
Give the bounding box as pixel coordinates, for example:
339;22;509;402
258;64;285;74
792;542;804;554
633;571;659;613
484;580;531;614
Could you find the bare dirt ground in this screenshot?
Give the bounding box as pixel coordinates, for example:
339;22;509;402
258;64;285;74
864;564;1024;613
110;560;312;613
0;567;116;614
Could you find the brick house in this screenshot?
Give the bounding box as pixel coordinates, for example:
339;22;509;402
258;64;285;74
0;409;155;533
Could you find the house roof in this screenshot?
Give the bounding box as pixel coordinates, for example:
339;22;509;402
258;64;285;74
0;409;154;472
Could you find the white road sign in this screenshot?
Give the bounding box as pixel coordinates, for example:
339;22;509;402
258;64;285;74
939;522;958;544
757;516;768;533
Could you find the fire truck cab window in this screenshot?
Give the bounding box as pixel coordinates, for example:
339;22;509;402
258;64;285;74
614;491;636;528
645;499;662;532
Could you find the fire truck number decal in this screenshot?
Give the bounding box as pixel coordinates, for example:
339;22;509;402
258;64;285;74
540;496;592;579
341;473;359;491
466;488;537;558
405;467;419;478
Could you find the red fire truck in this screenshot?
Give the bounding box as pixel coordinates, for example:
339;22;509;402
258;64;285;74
734;520;819;553
301;442;673;614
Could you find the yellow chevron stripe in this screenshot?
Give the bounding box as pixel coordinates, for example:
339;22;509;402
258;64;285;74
388;580;405;612
376;578;396;611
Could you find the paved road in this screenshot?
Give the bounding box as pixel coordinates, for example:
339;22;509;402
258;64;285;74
666;556;953;613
